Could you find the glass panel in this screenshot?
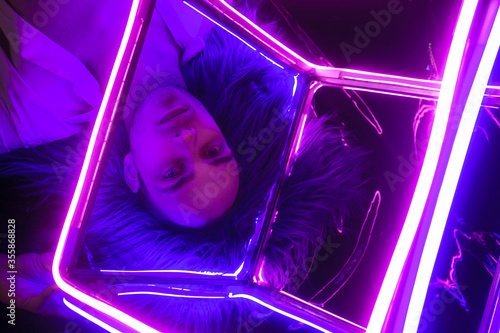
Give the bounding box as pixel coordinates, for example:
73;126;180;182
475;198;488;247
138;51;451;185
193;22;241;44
257;85;434;328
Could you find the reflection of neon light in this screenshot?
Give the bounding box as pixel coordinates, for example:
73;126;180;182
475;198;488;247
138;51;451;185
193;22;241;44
367;1;480;332
294;114;308;154
118;291;225;299
279;290;367;330
485;107;500;128
404;5;500;330
101;269;230;275
183;1;256;51
257;257;265;283
310;191;381;305
228;293;338;333
340;86;439;101
259;52;285;69
52;1;161;332
233;260;245;277
342;88;383;134
101;260;245;278
292;74;299;97
63;298;121;333
339;75;440;92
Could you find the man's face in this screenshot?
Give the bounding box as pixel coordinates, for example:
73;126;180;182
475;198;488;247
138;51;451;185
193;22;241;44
124;85;240;227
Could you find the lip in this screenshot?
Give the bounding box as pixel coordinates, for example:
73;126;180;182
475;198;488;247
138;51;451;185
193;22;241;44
158;107;189;125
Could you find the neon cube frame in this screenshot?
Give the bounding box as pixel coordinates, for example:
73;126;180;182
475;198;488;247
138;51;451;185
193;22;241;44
51;0;500;332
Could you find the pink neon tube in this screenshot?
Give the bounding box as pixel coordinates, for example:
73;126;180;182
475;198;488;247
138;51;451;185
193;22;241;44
403;4;500;332
367;0;480;331
52;1;161;332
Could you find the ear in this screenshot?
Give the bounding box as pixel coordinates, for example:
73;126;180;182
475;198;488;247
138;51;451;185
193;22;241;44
124;152;140;193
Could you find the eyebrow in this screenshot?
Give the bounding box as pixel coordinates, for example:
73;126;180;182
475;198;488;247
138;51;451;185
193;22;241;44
208;152;235;166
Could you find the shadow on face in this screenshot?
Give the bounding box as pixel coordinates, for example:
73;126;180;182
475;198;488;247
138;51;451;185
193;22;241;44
124;85;240;227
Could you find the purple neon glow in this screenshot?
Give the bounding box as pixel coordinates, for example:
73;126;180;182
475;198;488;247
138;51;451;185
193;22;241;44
339;75;441;93
63;298;122;333
259;52;285;69
486;107;500;128
280;290;367;330
292;74;299;97
341;86;440;102
182;1;256;51
52;1;161;332
204;0;450;98
118;291;226;299
294;114;308;154
228;292;365;333
404;5;500;331
366;0;481;331
51;1;500;332
100;260;245;278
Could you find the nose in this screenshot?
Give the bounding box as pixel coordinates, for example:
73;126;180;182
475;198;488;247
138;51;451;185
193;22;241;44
173;128;196;145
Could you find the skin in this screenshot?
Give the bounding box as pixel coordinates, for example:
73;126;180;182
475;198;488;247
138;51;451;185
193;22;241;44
124;85;240;227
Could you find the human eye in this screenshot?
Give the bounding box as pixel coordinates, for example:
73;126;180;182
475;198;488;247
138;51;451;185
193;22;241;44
163;165;183;180
205;143;224;158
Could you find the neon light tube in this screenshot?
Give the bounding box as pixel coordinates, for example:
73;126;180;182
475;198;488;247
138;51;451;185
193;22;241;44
404;5;500;332
118;291;225;299
228;293;336;333
183;1;256;51
100;260;245;278
52;1;161;332
366;0;480;331
63;298;122;333
294;114;308;154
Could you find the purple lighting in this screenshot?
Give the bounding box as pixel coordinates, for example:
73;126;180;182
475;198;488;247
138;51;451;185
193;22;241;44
52;1;162;332
367;0;481;331
63;298;122;333
50;0;500;332
404;3;500;330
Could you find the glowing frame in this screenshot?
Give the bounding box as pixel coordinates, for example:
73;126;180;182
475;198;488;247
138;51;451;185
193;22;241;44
52;0;500;332
52;0;162;332
403;3;500;332
366;0;480;331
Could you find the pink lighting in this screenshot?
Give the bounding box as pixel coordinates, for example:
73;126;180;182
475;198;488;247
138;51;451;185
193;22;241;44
367;0;481;332
118;291;226;299
228;293;359;333
100;259;245;278
52;1;161;332
182;1;256;51
294;114;308;154
64;298;122;333
404;4;500;331
50;0;500;332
